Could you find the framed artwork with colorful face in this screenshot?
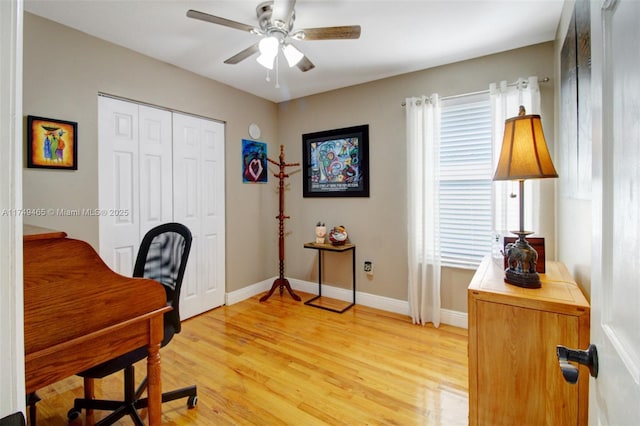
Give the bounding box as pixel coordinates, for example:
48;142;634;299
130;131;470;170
27;115;78;170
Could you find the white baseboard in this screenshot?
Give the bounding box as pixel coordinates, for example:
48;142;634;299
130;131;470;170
225;279;271;306
225;277;468;329
440;308;468;329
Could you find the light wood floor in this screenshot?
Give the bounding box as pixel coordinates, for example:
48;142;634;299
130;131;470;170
32;292;469;425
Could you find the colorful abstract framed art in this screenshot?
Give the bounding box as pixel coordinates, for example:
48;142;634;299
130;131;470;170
27;115;78;170
302;124;369;197
242;139;268;183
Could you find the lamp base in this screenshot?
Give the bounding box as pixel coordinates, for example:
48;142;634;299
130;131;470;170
504;269;541;288
503;231;541;289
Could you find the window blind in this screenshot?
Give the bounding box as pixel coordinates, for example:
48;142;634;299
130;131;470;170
439;95;493;269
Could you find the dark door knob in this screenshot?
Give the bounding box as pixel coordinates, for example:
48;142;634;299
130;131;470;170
556;344;599;384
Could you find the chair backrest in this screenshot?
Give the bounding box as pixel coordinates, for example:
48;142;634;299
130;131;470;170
133;222;192;334
0;412;25;426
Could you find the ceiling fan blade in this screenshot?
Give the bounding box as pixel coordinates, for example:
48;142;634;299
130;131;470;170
297;56;315;72
186;9;257;33
272;0;296;24
224;43;260;64
293;25;361;40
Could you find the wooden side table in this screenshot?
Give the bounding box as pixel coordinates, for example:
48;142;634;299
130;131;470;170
304;242;356;313
468;256;590;425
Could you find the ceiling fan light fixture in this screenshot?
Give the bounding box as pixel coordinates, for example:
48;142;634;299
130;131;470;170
258;36;279;57
256;52;276;70
187;1;361;74
282;43;303;67
256;36;279;69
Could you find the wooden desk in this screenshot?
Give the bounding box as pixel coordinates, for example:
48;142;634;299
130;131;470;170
303;242;356;313
23;224;68;240
23;226;170;425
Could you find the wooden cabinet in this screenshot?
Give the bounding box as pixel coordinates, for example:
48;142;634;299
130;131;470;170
468;257;590;425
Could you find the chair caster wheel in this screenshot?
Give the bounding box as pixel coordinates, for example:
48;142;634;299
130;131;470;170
67;408;81;421
187;395;198;408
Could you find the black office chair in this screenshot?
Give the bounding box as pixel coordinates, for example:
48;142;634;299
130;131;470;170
67;222;197;425
0;412;25;426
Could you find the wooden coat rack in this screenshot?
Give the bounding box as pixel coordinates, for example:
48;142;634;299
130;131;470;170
260;145;301;302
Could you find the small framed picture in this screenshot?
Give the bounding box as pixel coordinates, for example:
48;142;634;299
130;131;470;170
27;115;78;170
242;139;268;183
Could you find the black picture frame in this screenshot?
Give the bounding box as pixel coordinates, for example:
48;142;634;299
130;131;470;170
302;124;369;197
27;115;78;170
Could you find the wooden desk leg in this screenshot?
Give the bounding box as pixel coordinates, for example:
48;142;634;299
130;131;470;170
84;378;95;426
147;316;164;426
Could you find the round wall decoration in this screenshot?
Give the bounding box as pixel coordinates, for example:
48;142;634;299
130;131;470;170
248;123;261;139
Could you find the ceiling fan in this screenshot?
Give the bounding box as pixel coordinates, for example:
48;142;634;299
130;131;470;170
186;0;361;72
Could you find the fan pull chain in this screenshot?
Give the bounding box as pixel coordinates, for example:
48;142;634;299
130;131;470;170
275;54;280;89
265;68;271;83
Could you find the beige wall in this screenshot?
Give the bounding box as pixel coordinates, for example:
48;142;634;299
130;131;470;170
553;0;591;299
22;13;279;293
23;13;557;312
278;42;556;309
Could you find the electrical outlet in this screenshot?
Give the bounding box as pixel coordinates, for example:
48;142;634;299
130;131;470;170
364;260;373;273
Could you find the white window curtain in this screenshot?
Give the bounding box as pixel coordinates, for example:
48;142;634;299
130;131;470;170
490;76;542;237
405;95;441;327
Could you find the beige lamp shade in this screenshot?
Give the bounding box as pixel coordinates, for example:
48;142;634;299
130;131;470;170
493;107;558;181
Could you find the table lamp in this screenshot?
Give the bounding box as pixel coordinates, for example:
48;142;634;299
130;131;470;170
493;106;558;288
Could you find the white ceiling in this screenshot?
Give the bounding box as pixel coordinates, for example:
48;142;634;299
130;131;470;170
24;0;564;103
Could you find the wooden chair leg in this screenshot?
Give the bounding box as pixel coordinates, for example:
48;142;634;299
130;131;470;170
26;393;40;426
